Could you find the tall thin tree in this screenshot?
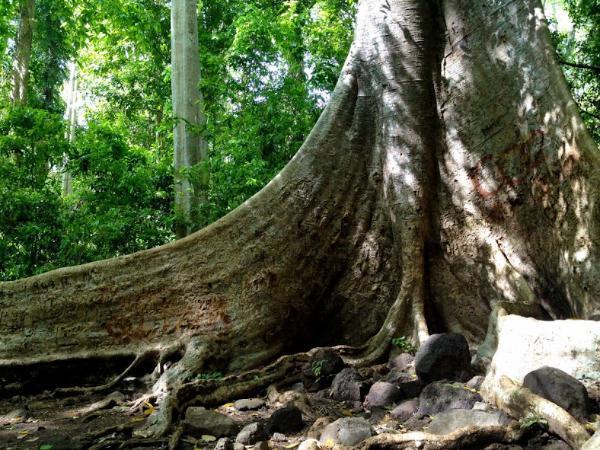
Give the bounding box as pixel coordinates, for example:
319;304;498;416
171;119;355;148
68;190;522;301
11;0;36;104
171;0;208;237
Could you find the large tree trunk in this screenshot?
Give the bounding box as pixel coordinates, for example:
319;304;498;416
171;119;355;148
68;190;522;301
171;0;209;237
0;0;598;433
11;0;35;104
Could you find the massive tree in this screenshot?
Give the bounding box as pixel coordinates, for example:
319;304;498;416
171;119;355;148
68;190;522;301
0;0;598;437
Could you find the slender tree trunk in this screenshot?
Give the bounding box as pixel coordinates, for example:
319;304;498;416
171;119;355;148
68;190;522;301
171;0;209;237
61;62;78;196
0;0;598;434
11;0;35;105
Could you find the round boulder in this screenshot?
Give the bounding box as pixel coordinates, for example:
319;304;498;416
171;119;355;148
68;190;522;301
414;333;472;383
523;366;591;421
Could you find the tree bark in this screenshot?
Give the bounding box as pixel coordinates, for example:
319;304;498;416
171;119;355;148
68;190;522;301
11;0;35;105
0;0;598;431
62;62;78;196
171;0;209;237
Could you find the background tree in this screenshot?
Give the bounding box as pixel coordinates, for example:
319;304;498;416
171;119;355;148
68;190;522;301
11;0;36;104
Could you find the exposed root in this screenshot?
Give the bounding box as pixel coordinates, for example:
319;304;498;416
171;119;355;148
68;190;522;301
168;425;184;450
53;349;159;397
483;375;590;449
358;425;523;449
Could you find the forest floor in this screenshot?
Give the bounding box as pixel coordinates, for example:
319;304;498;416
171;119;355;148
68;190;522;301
0;348;587;450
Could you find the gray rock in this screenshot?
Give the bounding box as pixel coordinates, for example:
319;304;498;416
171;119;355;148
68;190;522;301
298;438;321;450
523;366;591;421
271;432;286;441
403;414;431;431
363;381;401;408
466;375;485;391
390;398;419;422
427;409;513;435
414;333;472;383
388;353;414;371
267;405;303;434
234;398;265;411
389;372;424;398
319;417;373;447
472;401;492;411
233;444;245;450
253;441;270;450
331;368;368;402
236;422;269;445
184;407;239;437
418;381;482;416
215;437;234;450
542;441;571;450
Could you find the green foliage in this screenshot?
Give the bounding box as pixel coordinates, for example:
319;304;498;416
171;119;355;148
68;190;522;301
195;371;224;381
311;359;325;377
519;413;549;430
551;0;600;142
391;336;416;354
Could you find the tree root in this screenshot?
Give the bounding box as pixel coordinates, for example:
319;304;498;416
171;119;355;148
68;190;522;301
482;375;591;449
135;345;353;437
358;425;523;449
53;349;159;397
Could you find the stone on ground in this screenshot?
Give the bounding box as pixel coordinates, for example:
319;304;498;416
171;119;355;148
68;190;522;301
184;407;239;437
481;315;600;407
331;367;368;402
414;333;472;382
523;366;591;421
319;417;373;447
427;408;513;435
215;437;234;450
363;381;401;408
267;405;303;433
390;398;419;422
298;438;322;450
235;422;269;445
234;398;266;411
466;375;485;390
418;381;482;416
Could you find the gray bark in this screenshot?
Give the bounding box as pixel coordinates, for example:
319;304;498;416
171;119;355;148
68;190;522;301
62;62;78;196
171;0;208;237
11;0;35;105
0;0;598;429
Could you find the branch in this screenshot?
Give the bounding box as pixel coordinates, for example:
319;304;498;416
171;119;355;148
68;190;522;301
558;59;600;74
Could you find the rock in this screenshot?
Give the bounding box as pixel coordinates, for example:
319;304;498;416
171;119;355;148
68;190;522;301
427;409;513;435
236;422;269;445
390;398;419;422
523;366;591;421
331;368;368;402
307;417;331;439
480;316;600;402
466;375;485;391
542;441;571;450
267;405;303;434
472;401;492;411
414;333;472;382
215;437;234;450
319;417;373;447
302;349;346;392
185;407;239;437
388;353;414;371
298;438;322;450
234;398;265;411
254;441;270;450
403;414;431;431
418;381;482;416
233;444;245;450
363;381;401;408
582;429;600;450
271;432;286;441
0;408;28;426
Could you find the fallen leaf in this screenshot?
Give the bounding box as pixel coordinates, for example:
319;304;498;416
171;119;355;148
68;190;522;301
201;435;216;442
